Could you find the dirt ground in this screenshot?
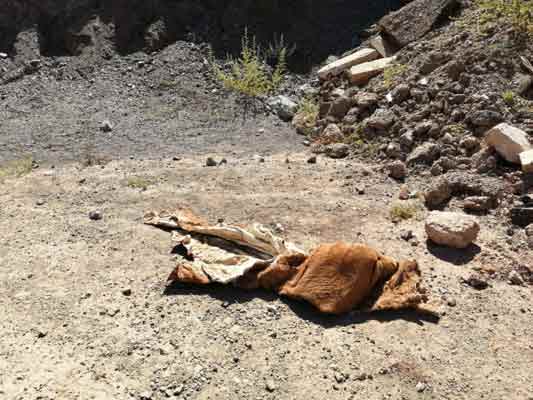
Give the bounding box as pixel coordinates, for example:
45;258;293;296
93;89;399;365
1;38;533;400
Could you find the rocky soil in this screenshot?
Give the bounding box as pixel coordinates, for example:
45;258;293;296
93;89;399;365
1;1;533;400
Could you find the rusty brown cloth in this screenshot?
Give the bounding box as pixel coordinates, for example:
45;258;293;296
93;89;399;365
144;206;430;314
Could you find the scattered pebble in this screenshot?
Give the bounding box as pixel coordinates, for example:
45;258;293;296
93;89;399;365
100;120;113;132
416;382;427;393
36;329;47;338
463;274;489;290
36;199;46;206
89;210;103;221
122;288;132;296
307;156;317;164
265;379;277;392
509;270;524;286
206;157;217;167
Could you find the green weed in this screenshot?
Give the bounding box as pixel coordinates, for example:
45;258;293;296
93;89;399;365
0;156;33;182
210;28;287;98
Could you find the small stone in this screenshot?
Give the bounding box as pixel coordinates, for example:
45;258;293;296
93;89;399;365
139;391;152;400
415;382;427;393
172;156;181;161
356;186;365;195
387;160;407;180
267;95;298;121
89;210;103;221
0;52;7;59
325;143;350;159
400;230;414;241
174;385;184;395
407;142;440;165
446;297;457;307
508;270;524;286
386;142;403;159
469;110;503;127
206;157;217;167
36;329;48;338
463;274;489;290
100;120;113;132
36;199;46;206
307;156;317;164
321;123;344;143
463;196;492;212
398;185;410;200
334;372;346;383
122;288;132;296
265;380;277;392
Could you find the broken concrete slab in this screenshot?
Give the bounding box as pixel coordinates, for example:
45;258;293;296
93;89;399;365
519;149;533;173
485;123;532;164
379;0;459;48
369;35;397;58
347;57;395;85
318;48;379;79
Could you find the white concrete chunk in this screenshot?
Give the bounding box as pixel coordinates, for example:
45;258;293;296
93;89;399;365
318;48;379;79
347;57;395;85
369;35;396;58
426;211;480;249
485;123;531;164
520;149;533;173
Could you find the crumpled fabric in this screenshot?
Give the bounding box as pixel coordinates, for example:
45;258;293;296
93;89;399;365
144;206;430;315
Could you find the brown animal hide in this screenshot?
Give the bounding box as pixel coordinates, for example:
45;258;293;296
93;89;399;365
279;243;399;314
145;207;430;315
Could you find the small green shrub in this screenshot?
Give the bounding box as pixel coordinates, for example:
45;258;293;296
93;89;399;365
389;201;419;222
264;33;297;67
125;176;153;190
502;90;516;105
158;80;178;90
443;124;467;136
0;156;33;182
293;97;319;135
383;64;408;89
210;28;287;97
479;0;533;34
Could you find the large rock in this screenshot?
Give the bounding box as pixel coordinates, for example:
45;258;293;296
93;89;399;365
347;57;395;85
407;142;440;165
378;0;458;48
325;143;350;159
426;211;480;249
519;149;533;173
424;177;452;208
321;123;344;143
318;48;379;79
485;123;532;163
267;95;298;121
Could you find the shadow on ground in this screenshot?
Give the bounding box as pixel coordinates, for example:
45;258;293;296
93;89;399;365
164;282;440;327
426;241;481;265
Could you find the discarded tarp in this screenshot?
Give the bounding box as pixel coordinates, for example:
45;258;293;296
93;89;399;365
144;206;430;315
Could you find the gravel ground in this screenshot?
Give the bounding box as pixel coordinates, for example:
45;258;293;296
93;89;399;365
1;28;533;400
